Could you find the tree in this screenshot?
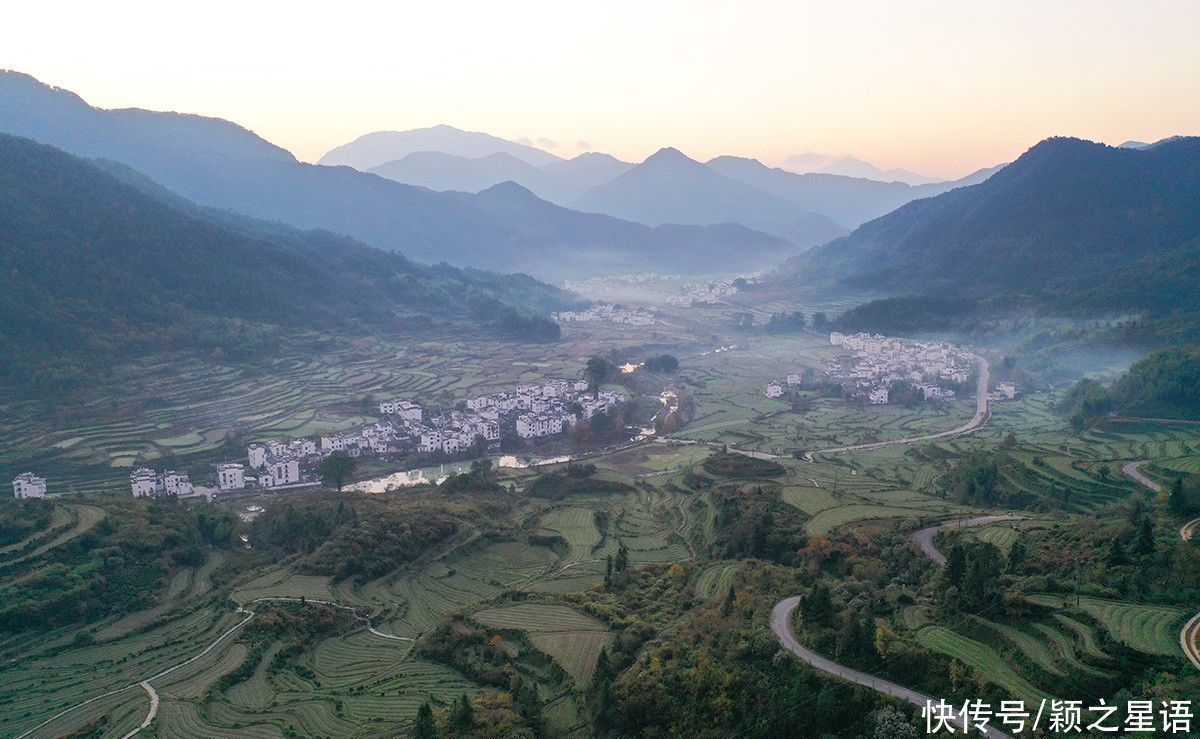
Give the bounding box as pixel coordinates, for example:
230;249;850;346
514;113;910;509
722;584;735;617
412;702;437;739
585;356;614;394
873;706;920;739
1105;537;1129;566
642;354;679;373
448;694;475;735
614;543;629;573
604;555;613;589
811;312;830;333
1168;476;1198;517
1007;538;1027;573
318;452;357;492
1133;516;1155;557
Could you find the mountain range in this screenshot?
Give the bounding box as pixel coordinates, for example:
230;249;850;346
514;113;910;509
0;71;798;279
343;126;999;233
0;133;574;386
780;136;1200;340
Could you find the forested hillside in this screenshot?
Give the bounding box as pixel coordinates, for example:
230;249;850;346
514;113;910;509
0;134;572;387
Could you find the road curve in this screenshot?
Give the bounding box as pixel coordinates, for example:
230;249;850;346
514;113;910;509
804;355;991;461
119;683;158;739
909;515;1024;566
771;597;1010;739
1120;460;1161;492
1120;461;1200;671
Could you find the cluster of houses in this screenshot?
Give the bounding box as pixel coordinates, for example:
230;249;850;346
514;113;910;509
824;332;975;404
669;277;746;307
552;304;656;326
767;332;977;404
205;379;624;494
130;468;195;497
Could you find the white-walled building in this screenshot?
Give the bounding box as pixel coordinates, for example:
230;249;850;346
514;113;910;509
130;468;159;497
217;463;246;491
765;382;784;398
868;387;889;405
162;471;193;496
13;473;47;498
247;444;268;469
379;399;423;423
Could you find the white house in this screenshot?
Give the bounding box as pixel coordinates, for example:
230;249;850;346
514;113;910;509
247;444;268;469
130;468;159;497
996;382;1016;399
765;383;784;398
162;471;193;496
13;473;47;499
217;463;246;491
868;387;889;405
380;399;423;422
260;459;300;489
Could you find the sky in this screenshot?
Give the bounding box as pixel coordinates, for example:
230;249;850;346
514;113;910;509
3;1;1198;178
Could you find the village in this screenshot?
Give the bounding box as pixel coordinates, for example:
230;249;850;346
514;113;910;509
551;303;657;326
764;332;1011;406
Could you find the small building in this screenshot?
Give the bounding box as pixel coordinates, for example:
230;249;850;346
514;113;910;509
264;459;300;488
217;463;246;491
162;470;193;496
380;399;423;422
996;382;1016;399
130;468;159;497
868;387;889;405
247;444;268;469
13;473;47;499
765;382;784;399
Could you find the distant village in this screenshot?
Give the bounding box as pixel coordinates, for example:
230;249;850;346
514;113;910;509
12;379;624;500
766;332;1013;406
552;303;656;326
669;276;756;307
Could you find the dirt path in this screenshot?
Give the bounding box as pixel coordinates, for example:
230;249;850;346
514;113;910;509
909;515;1024;566
770;597;1010;739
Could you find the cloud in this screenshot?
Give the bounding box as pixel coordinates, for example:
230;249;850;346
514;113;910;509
516;137;534;146
576;140;591;150
536;137;559;149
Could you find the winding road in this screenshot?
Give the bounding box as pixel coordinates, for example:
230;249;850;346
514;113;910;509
770;598;1010;739
770;356;1013;737
909;515;1024;566
1120;461;1200;671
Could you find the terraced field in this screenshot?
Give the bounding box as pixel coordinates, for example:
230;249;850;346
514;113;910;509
474;603;613;682
914;625;1052;705
1026;594;1186;657
0;335;593;494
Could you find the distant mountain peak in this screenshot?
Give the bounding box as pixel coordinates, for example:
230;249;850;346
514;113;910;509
319;125;562;170
644;146;695;164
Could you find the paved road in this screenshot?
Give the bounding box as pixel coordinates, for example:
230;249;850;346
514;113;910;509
909;515;1025;566
804;355;991;461
1120;460;1161;492
120;683;158;739
1120;461;1200;671
771;597;1010;739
